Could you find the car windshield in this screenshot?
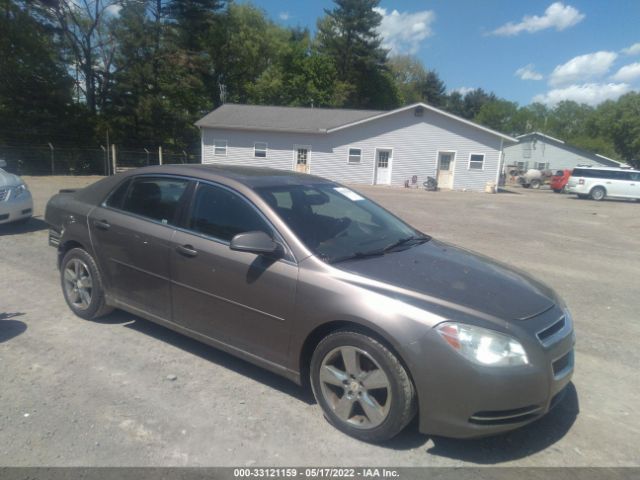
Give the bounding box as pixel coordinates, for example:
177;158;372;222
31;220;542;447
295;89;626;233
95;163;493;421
256;183;429;263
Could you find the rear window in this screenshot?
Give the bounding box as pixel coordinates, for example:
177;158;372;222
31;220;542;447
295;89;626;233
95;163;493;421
572;168;631;180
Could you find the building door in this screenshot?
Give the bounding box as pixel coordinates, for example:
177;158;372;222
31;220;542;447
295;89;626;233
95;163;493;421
437;152;455;189
294;146;310;174
375;149;392;185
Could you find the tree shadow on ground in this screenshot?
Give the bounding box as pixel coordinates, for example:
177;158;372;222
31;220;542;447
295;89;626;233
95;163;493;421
0;312;27;343
0;217;48;235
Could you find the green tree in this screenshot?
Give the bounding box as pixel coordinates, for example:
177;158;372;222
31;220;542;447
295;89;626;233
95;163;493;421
316;0;398;109
0;0;82;144
388;55;446;106
474;99;519;134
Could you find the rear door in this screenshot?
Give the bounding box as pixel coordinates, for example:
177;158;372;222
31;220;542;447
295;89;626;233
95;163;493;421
89;175;191;320
169;181;297;365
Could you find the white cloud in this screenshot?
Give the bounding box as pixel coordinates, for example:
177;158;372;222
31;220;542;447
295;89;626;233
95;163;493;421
450;87;474;96
621;43;640;56
374;7;435;55
104;3;122;16
533;83;631;106
491;2;585;36
515;64;543;80
611;62;640;83
549;51;617;86
278;11;290;21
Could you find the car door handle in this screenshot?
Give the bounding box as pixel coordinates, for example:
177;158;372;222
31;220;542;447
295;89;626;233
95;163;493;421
176;244;198;257
94;219;111;230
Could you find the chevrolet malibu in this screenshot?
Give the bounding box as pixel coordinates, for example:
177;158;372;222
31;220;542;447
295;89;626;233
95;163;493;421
45;165;575;442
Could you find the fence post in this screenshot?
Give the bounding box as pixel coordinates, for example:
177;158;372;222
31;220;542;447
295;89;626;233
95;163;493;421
111;144;117;174
48;142;54;175
144;148;150;165
158;146;163;165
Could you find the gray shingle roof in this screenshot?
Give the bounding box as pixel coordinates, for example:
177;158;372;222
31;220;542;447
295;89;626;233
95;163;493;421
195;104;384;133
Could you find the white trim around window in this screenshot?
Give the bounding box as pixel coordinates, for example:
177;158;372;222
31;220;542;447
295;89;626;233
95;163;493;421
468;153;485;170
213;139;227;156
254;142;268;158
347;146;362;164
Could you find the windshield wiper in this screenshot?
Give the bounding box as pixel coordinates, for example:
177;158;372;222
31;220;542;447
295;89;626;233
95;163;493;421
381;235;431;252
329;235;430;264
329;250;386;264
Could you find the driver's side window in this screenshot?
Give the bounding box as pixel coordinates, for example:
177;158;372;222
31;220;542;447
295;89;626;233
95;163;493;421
188;183;272;242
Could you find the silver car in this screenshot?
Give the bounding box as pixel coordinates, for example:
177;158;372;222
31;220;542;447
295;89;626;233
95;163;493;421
45;165;575;442
0;161;33;225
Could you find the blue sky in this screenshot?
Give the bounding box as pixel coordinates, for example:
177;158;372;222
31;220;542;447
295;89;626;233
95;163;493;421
241;0;640;107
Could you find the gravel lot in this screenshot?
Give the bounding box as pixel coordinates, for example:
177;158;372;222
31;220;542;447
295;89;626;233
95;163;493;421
1;176;639;467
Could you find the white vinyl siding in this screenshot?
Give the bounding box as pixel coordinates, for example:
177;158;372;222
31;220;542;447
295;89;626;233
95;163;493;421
468;153;485;170
254;142;268;158
504;136;620;172
202;108;506;191
348;148;362;164
214;139;227;156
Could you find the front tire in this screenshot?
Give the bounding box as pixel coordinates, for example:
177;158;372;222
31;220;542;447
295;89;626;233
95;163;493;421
590;186;606;201
60;248;113;320
310;331;416;443
530;179;542;189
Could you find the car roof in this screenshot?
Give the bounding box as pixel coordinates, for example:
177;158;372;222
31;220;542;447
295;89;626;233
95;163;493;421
573;165;639;173
124;164;335;188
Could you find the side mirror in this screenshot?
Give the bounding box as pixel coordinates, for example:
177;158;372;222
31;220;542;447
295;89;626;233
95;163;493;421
230;231;283;257
0;159;6;168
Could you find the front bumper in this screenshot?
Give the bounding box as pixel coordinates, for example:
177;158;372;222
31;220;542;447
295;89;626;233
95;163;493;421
405;306;575;438
0;191;33;224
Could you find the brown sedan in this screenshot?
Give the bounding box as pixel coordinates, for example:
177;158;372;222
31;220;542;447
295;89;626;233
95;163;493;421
45;165;575;442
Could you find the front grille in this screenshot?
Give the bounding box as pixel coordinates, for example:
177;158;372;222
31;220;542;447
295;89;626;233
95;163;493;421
469;405;542;425
0;188;8;201
538;316;565;343
552;350;574;379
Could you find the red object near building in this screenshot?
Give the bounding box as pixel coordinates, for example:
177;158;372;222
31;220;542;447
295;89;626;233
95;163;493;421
551;169;572;193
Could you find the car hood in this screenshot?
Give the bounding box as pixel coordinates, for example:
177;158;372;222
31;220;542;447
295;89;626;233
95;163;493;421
335;239;556;321
0;168;22;188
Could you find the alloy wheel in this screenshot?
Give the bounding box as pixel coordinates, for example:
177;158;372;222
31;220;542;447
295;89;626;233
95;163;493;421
63;258;93;310
318;346;392;429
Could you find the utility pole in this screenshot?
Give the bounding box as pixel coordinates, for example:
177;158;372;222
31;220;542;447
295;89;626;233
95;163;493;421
106;129;110;175
158;146;163;165
101;145;108;176
144;148;150;165
48;142;54;175
111;144;117;174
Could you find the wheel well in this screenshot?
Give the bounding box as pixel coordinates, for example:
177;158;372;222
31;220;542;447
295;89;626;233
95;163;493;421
298;321;414;391
57;240;85;268
591;185;606;193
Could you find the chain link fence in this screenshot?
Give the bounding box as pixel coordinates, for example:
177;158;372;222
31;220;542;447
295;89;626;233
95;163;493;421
0;145;199;176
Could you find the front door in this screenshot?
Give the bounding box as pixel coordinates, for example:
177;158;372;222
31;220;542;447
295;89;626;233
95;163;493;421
169;182;297;366
375;149;392;185
437;152;455;189
294;146;310;174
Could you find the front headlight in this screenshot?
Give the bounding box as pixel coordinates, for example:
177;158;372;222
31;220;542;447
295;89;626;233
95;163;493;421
11;183;28;199
436;322;529;367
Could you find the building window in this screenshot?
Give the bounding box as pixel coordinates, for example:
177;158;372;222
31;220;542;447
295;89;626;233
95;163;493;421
254;142;268;158
214;139;227;156
348;148;362;164
469;154;485;170
535;162;548;171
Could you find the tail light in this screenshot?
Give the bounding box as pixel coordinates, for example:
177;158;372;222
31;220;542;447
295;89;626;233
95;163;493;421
578;179;585;185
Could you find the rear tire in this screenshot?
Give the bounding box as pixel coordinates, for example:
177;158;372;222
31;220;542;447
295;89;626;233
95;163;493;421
310;330;416;443
530;179;542;189
60;248;113;320
590;186;606;201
